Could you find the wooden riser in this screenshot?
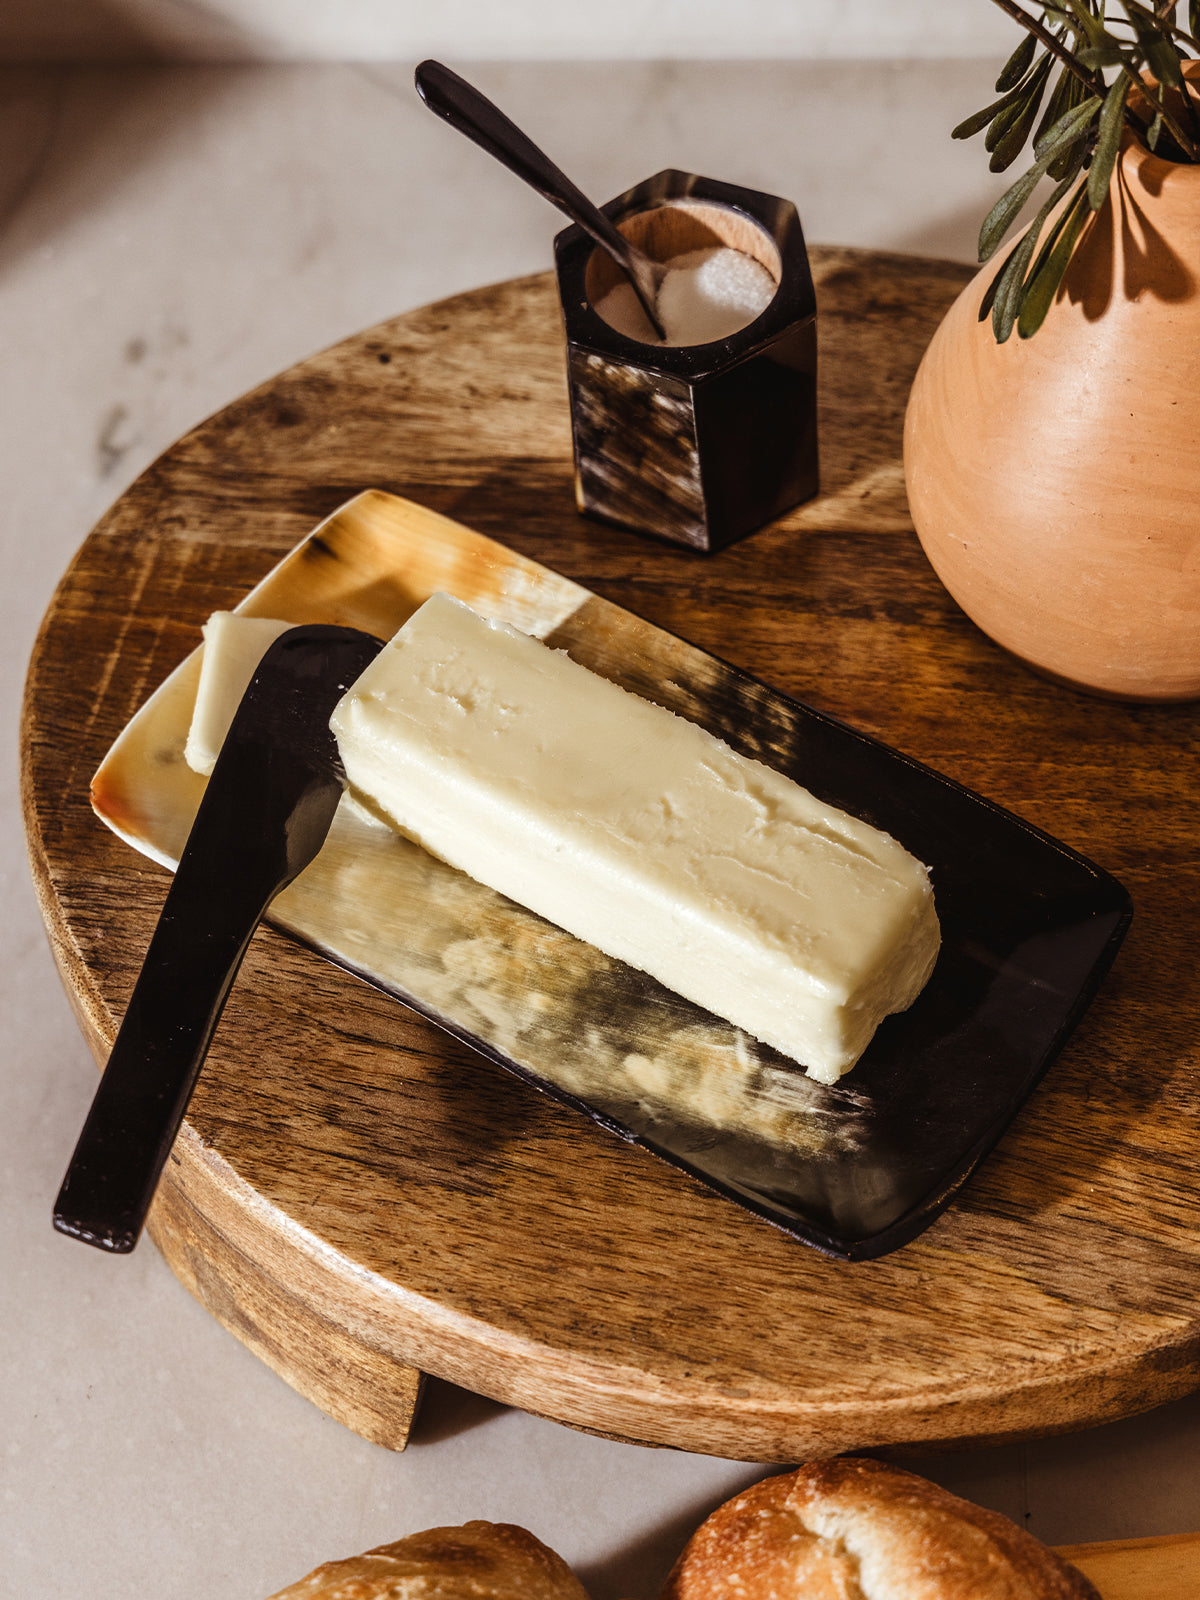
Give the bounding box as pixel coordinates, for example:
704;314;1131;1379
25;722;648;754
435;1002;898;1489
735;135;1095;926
23;252;1200;1461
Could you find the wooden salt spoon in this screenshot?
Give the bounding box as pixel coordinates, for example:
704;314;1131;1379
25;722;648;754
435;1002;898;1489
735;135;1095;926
53;624;383;1254
414;58;667;340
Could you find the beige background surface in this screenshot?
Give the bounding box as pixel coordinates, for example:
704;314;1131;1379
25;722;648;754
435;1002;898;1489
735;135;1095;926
5;30;1200;1600
1;2;1017;63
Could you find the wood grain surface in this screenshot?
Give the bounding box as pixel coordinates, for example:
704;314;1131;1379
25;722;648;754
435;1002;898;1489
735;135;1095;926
1056;1532;1200;1600
21;248;1200;1462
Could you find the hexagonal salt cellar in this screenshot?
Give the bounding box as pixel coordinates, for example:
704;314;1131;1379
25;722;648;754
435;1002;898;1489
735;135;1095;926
554;168;818;553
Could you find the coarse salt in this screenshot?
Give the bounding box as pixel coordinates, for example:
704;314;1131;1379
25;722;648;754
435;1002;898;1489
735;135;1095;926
595;245;776;347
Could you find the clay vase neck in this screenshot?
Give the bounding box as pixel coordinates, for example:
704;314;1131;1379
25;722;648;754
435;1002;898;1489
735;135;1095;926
903;135;1200;702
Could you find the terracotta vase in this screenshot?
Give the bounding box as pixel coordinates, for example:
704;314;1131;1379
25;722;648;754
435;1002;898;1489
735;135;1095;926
904;134;1200;701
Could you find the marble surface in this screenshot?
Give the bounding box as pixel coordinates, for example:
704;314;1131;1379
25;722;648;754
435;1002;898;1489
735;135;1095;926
5;58;1200;1600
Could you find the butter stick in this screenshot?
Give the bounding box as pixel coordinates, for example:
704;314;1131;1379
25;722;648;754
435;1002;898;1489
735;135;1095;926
185;612;295;776
330;593;940;1081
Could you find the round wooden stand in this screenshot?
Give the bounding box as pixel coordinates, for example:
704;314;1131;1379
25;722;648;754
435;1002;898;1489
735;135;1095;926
22;251;1200;1460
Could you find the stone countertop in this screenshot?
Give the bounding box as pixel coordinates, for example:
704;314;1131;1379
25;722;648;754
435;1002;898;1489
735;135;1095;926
5;57;1199;1600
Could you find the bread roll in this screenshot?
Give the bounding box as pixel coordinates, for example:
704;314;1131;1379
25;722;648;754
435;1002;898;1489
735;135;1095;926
659;1457;1100;1599
265;1519;592;1600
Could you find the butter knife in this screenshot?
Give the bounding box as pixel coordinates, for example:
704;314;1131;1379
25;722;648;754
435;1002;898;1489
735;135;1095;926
53;623;383;1253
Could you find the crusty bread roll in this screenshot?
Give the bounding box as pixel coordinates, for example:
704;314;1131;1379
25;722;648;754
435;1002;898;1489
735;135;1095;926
265;1519;592;1600
659;1457;1100;1600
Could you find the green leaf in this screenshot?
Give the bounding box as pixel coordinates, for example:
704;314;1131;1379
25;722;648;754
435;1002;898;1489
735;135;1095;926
1049;128;1089;180
1018;183;1094;336
979;168;1047;262
986;92;1028;153
978;236;1024;324
1033;91;1103;159
991;221;1043;341
1121;0;1185;85
1043;72;1100;181
1144;35;1185;87
1043;72;1091;179
1019;151;1089;275
952;76;1040;141
988;55;1054;169
1191;0;1200;41
985;65;1045;153
1062;0;1115;47
1034;64;1082;147
996;32;1038;91
1077;42;1129;67
986;156;1088;341
1088;72;1129;208
1147;108;1164;149
979;95;1099;262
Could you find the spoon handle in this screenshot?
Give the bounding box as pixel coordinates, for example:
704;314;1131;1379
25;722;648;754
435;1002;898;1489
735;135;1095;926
52;626;382;1254
414;60;665;337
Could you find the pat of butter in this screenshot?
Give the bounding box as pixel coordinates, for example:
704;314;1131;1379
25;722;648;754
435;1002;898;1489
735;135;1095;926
184;612;295;775
331;593;940;1082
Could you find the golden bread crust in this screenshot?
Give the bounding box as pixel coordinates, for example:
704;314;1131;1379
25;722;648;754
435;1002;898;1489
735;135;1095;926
659;1458;1101;1600
265;1519;592;1600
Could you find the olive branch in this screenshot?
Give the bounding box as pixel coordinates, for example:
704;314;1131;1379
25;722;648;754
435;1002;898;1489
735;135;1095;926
958;0;1200;339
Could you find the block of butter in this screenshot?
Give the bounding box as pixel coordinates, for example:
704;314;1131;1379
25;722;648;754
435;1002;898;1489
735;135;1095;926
330;593;940;1082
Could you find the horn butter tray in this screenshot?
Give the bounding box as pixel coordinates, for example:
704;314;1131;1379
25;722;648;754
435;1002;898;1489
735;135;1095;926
90;489;1130;1262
